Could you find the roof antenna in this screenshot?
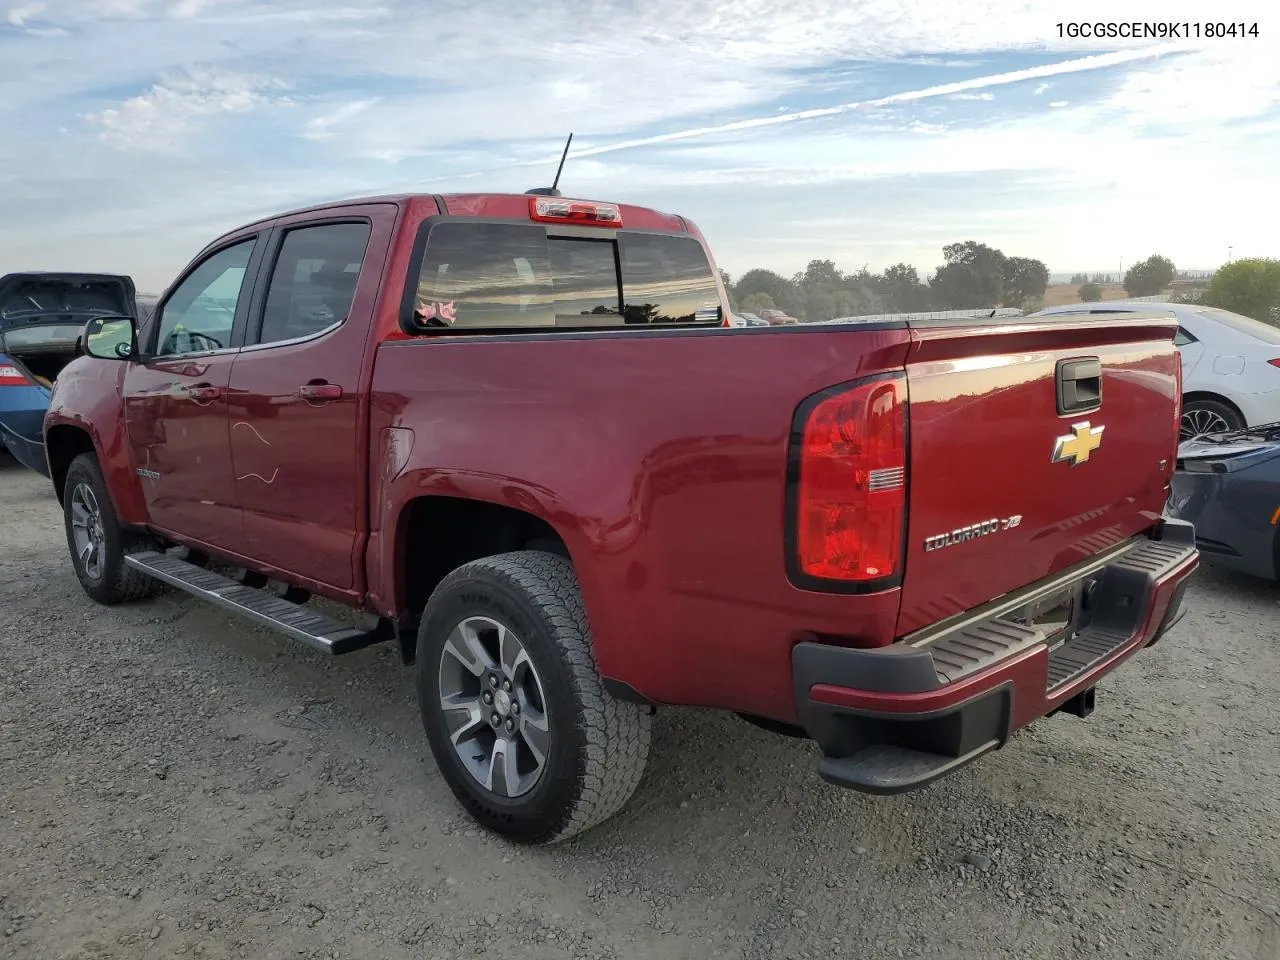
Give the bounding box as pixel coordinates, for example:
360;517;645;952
525;132;573;197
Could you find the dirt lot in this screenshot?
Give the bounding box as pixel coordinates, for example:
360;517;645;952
1041;284;1130;308
2;456;1279;960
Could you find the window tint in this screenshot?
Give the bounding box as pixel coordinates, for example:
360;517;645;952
258;222;371;345
154;238;256;356
619;233;721;325
1197;306;1280;344
416;222;553;328
412;222;722;331
548;238;620;323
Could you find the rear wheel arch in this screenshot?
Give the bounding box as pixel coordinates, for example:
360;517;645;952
392;494;577;662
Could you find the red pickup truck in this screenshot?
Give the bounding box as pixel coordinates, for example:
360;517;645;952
42;190;1198;844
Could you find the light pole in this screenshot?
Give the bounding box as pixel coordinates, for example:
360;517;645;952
1228;246;1233;263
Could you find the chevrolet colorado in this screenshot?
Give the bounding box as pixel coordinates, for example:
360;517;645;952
42;191;1198;843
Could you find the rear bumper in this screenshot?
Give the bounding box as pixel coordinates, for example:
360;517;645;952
792;518;1199;794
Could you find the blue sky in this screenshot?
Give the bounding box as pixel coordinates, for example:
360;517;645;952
1;0;1276;293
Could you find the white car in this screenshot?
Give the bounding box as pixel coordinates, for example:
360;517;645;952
1032;301;1280;439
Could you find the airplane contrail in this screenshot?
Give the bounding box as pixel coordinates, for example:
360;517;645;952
416;42;1188;184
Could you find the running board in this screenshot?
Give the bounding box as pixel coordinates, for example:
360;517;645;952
123;550;386;655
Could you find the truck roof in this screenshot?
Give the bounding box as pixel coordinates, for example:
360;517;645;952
231;191;692;236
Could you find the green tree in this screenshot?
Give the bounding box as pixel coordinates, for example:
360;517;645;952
739;292;776;315
1070;273;1088;285
1123;255;1176;297
1078;281;1103;302
799;258;844;288
930;241;1008;310
1002;256;1051;309
879;262;931;312
734;268;800;316
1202;258;1280;323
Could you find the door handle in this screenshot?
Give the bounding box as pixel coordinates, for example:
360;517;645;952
1055;357;1102;415
297;381;343;403
184;383;223;404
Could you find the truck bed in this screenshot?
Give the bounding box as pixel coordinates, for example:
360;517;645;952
367;312;1182;722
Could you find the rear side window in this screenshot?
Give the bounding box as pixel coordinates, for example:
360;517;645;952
411;222;721;331
258;221;371;345
1174;326;1197;346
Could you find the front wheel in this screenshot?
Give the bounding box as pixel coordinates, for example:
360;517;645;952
417;551;652;844
62;453;162;604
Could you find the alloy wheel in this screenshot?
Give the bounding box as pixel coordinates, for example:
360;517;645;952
437;615;551;798
69;482;107;580
1180;408;1230;441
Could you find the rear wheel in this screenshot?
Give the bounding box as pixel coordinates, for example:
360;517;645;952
416;551;651;844
1180;398;1244;440
63;453;162;604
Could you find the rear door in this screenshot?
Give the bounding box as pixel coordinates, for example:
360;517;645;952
122;233;267;550
897;314;1181;635
226;205;395;591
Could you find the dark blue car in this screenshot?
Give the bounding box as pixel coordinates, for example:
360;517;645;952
0;272;147;475
1167;421;1280;581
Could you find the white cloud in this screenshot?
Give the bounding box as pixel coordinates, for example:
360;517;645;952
2;0;1277;290
92;69;293;150
7;2;44;26
302;98;379;141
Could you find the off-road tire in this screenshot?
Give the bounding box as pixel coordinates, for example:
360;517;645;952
63;453;163;605
417;550;652;844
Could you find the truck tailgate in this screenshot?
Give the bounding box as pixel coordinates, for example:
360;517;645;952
897;314;1181;636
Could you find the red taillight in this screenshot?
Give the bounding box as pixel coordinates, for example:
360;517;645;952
528;196;623;228
791;375;907;584
0;363;31;386
1268;359;1280;368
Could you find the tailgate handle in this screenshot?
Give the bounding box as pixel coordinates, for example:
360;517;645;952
1056;358;1102;415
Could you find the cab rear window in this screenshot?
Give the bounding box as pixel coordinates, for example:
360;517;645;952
410;222;722;331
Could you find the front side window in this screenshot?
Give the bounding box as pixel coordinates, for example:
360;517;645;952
154;238;257;356
411;222;722;330
258;222;372;345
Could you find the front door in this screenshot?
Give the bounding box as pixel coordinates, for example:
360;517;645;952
226;208;393;591
123;234;264;551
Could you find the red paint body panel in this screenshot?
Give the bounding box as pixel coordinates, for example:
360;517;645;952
122;354;241;550
44;359;149;525
897;318;1181;635
368;328;912;721
225;203;398;592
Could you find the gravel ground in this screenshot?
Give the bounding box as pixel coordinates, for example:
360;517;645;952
2;455;1279;960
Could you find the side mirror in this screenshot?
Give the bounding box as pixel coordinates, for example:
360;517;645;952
82;315;139;361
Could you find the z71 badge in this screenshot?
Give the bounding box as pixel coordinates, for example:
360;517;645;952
924;515;1022;552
